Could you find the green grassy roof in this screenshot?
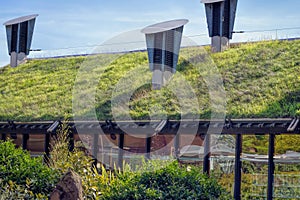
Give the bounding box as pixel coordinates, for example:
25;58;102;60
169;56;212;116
0;40;299;121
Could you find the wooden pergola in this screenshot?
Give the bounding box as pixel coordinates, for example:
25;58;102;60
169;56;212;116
0;118;299;200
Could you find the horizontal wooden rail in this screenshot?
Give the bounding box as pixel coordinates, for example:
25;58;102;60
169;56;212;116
0;118;298;135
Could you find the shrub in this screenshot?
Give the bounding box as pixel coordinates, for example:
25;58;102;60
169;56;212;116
0;179;49;200
48;123;231;199
48;123;105;199
0;140;59;197
101;161;232;200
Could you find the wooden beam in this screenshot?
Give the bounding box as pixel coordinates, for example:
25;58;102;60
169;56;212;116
0;118;298;135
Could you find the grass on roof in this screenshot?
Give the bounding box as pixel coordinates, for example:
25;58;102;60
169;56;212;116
0;40;299;121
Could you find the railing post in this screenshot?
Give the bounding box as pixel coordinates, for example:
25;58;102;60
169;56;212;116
118;133;125;169
44;132;50;163
234;134;242;200
1;133;6;141
146;135;152;160
44;120;61;163
93;133;99;167
174;133;180;158
22;133;29;150
267;134;275;200
203;133;211;175
68;131;74;152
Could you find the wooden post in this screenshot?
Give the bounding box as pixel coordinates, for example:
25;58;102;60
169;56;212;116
44;133;50;163
146;136;152;160
267;134;275;200
68;132;74;152
22;133;29;150
118;133;125;169
203;134;211;175
234;134;242;200
93;134;99;167
174;133;180;158
1;133;6;141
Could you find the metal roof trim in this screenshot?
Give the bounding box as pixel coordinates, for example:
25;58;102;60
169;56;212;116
3;14;38;26
201;0;225;4
141;19;189;34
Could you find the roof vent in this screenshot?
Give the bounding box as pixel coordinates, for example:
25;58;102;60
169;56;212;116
141;19;188;90
3;14;38;67
201;0;238;52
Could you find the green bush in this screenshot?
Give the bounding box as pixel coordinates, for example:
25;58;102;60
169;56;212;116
101;161;232;200
45;124;232;199
48;123;105;199
0;140;59;197
47;124;231;199
0;179;48;200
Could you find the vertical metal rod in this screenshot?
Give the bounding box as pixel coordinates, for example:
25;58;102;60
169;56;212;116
174;133;180;158
203;134;211;175
68;131;74;152
1;133;6;141
22;133;29;150
44;133;50;163
118;133;125;169
234;134;242;200
267;134;275;200
93;134;99;167
146;135;152;160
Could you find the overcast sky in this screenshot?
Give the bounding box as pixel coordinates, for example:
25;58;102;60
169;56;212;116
0;0;300;66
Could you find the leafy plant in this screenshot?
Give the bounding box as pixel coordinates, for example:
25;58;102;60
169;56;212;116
0;179;49;200
101;161;232;200
48;125;232;200
275;135;300;154
48;123;106;199
0;140;59;197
